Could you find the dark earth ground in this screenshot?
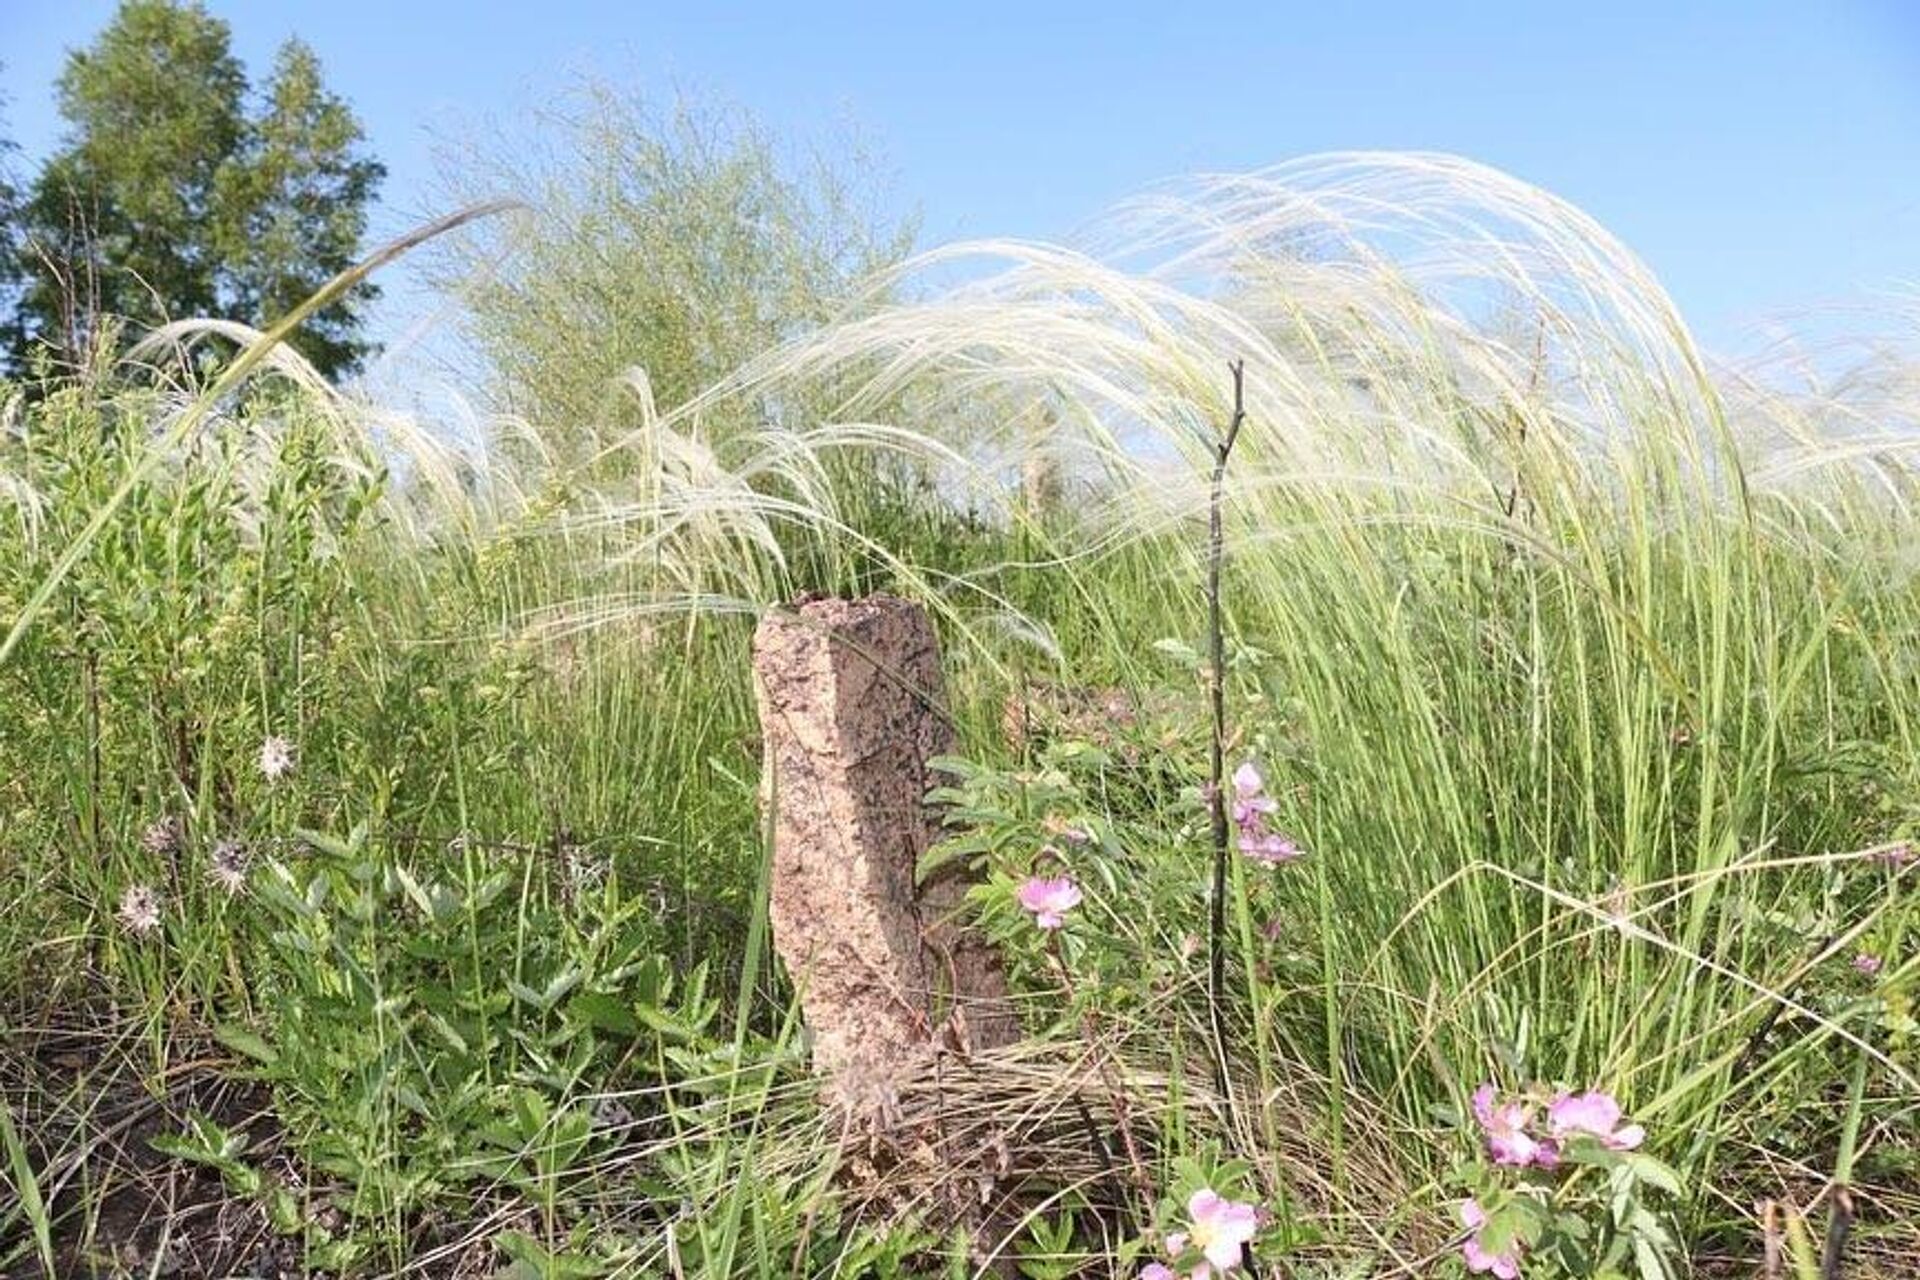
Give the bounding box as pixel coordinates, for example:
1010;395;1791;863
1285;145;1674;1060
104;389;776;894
5;1003;1917;1278
0;1009;523;1279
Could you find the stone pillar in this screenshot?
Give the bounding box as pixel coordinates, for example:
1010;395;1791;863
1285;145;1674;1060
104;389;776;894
751;596;1016;1112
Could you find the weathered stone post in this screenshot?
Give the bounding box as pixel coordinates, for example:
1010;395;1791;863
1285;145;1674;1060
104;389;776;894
751;596;1016;1112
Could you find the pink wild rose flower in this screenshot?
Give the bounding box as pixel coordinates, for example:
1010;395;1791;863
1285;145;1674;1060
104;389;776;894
1230;762;1305;865
1230;762;1279;831
1545;1090;1645;1151
1460;1199;1523;1279
1016;875;1082;930
1471;1083;1554;1168
1183;1189;1260;1273
1241;829;1305;865
1164;1234;1197;1279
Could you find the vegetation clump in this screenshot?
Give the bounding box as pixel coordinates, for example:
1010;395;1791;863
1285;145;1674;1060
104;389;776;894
0;41;1915;1280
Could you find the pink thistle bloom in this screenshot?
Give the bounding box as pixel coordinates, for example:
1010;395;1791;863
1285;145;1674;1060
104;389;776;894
1016;875;1082;929
1471;1084;1554;1168
1230;762;1279;832
1546;1090;1645;1151
1460;1199;1522;1279
1855;952;1884;977
1184;1189;1260;1273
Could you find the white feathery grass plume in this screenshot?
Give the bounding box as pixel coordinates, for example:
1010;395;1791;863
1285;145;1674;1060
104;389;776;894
537;151;1769;652
618;153;1719;513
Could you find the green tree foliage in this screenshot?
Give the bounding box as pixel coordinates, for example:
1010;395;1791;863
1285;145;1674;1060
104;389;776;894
1;71;22;343
213;39;385;378
435;87;914;467
11;0;245;362
7;2;382;380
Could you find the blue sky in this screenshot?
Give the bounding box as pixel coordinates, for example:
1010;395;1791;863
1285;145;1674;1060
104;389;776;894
4;1;1919;365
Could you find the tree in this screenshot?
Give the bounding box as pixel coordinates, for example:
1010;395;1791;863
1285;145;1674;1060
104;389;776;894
1;69;22;352
12;0;245;365
214;39;385;378
7;2;383;380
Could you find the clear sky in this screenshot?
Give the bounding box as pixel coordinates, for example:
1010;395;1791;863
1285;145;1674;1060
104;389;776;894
4;1;1919;368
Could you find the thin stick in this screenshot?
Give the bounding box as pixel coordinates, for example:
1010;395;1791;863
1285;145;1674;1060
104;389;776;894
1206;359;1248;1121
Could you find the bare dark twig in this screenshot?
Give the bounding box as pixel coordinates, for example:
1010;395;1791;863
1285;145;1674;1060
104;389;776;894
1206;359;1248;1127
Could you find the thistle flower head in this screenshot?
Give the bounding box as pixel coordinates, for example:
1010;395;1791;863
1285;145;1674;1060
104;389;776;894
1855;952;1884;977
117;884;162;936
139;815;183;857
258;735;296;783
208;837;250;895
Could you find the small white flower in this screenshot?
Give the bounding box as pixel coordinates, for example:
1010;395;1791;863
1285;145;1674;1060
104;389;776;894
258;735;296;783
208;838;250;896
117;884;163;936
139;816;183;857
